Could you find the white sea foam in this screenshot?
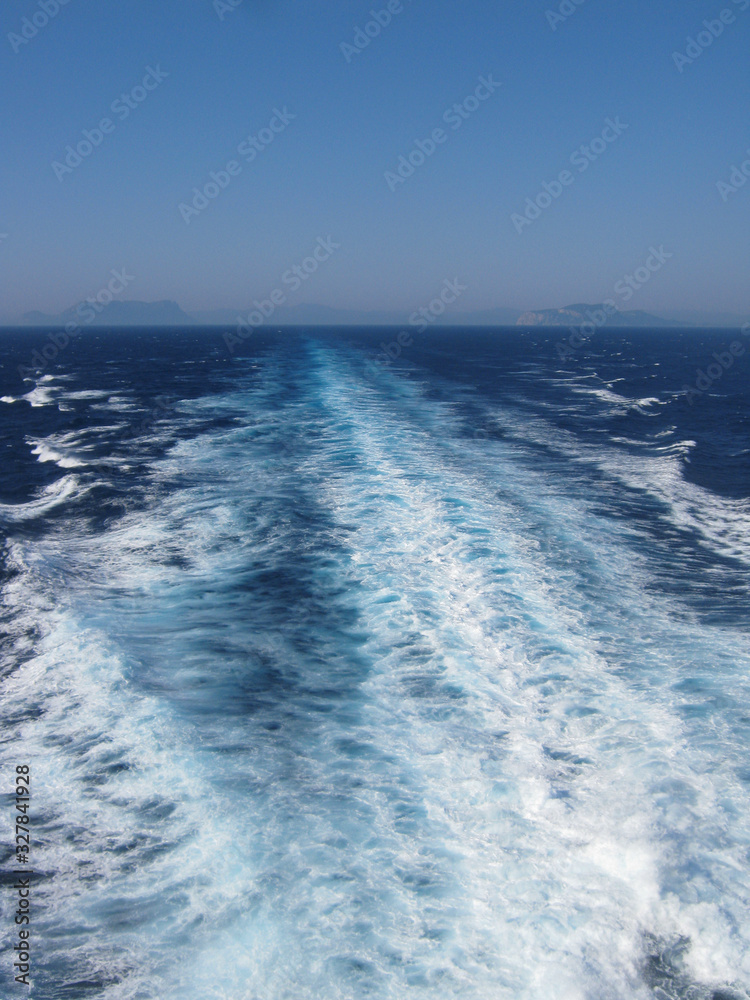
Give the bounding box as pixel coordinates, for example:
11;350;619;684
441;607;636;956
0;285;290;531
21;386;55;407
569;385;665;412
302;346;750;993
26;428;127;469
0;475;83;522
29;439;85;469
62;389;112;399
0;350;748;999
486;404;750;566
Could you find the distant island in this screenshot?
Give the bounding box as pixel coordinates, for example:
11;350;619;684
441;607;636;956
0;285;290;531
13;300;746;329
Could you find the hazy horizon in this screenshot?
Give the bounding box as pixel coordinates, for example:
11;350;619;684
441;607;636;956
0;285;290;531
1;0;748;323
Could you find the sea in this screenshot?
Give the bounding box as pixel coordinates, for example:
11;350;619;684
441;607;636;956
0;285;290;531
0;326;748;1000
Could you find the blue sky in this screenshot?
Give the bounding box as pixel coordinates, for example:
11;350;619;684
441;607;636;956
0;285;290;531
0;0;748;321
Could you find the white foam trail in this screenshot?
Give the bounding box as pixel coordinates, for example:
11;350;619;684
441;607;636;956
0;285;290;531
61;389;112;399
487;406;750;566
568;385;666;412
90;395;138;412
301;345;750;996
0;543;259;1000
26;428;127;469
29;440;85;468
1;349;747;999
0;475;83;522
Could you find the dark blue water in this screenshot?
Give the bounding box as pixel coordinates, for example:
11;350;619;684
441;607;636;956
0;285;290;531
1;327;749;1000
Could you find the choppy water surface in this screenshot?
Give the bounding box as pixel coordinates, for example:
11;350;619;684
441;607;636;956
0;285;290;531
1;327;749;1000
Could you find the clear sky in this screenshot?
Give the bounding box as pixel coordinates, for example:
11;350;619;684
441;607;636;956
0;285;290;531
1;0;748;321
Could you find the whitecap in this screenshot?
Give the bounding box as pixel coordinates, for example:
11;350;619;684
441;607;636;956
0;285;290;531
29;441;85;469
0;475;82;522
22;386;54;407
